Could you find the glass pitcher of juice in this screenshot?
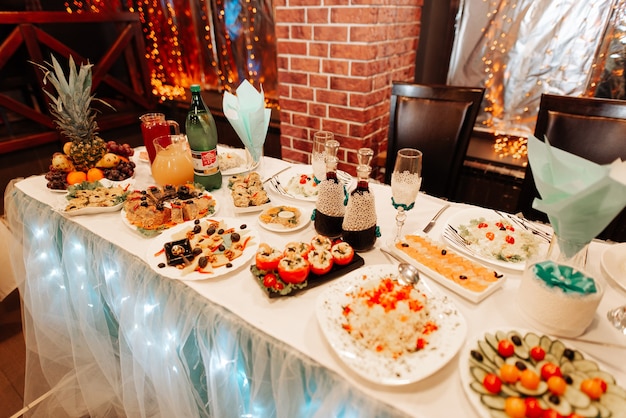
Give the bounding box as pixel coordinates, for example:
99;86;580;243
140;113;180;163
151;134;194;186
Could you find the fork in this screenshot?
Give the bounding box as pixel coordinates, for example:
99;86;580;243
269;176;290;197
443;225;481;256
495;210;552;242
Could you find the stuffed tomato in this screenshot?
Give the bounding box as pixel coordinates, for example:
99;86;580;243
330;242;354;265
277;254;310;284
284;241;312;259
310;234;333;251
255;243;283;271
307;248;334;275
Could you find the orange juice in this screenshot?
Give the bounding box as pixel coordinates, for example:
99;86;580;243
151;138;194;186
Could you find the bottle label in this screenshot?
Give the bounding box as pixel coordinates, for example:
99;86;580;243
191;149;219;176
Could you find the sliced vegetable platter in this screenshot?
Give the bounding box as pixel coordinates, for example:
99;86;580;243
459;329;626;418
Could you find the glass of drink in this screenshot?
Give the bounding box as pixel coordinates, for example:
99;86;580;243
140;113;180;163
391;148;423;242
151;134;194;186
311;131;334;182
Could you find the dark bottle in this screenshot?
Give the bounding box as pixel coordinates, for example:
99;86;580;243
314;139;344;238
185;84;222;190
342;148;377;251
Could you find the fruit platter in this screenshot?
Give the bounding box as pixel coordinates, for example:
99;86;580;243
250;234;364;297
460;329;626;418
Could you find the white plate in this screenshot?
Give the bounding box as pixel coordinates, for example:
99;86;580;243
132;146;149;164
267;165;352;202
257;205;311;233
217;145;261;176
601;243;626;292
316;264;467;386
459;328;626;418
442;208;548;272
60;201;124;216
145;217;259;280
390;242;505;303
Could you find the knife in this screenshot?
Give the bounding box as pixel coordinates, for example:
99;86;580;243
422;203;451;233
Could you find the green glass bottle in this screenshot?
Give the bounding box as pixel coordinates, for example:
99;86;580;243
185;84;222;190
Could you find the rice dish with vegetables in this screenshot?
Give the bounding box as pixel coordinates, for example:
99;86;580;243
285;173;318;197
342;276;438;358
457;217;540;263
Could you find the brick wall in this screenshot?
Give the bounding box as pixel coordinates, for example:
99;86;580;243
275;0;422;176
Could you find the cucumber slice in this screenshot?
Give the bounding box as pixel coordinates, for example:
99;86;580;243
542;393;573;416
573;359;600;372
599;392;626;415
543;352;559;365
539;335;553;352
514;380;548;397
592;400;611;418
505;356;537;373
586;369;616;385
489;410;509;418
495;330;507;341
470;380;492;395
606;382;626;398
493;355;505;369
524;331;541;349
485;332;500;353
507;330;528;359
470;356;497;374
471;366;489;383
481;394;506;410
567;371;588;389
549;338;565;362
573;403;600;418
500;383;519;398
479;339;499;364
563;384;591;409
560;361;576;376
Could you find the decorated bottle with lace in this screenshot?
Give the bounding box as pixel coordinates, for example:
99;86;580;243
342;148;377;251
314;140;344;238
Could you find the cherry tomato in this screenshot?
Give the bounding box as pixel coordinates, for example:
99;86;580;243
593;377;608;393
547;376;567;396
524;397;543;418
540;363;562;381
580;378;603;400
520;369;540;390
486;232;495;240
499;363;520;383
542;410;563;418
505;235;515;244
504;397;526;418
262;272;277;288
482;373;502;394
498;339;515;357
506;225;515;231
530;346;546;361
299;175;307;184
477;222;488;228
273;281;284;291
495;222;504;229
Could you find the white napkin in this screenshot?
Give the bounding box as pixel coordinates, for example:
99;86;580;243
222;80;271;163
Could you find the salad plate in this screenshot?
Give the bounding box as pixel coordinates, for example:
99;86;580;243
460;328;626;418
267;165;352;202
145;217;259;280
442;208;548;272
217;145;260;176
257;205;311;233
601;243;626;292
316;264;467;386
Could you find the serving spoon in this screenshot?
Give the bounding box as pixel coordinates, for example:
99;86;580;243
380;247;420;286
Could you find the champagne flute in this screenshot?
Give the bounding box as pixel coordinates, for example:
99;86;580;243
391;148;423;242
311;131;334;182
607;305;626;335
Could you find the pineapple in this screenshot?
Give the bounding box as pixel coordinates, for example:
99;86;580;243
35;55;114;171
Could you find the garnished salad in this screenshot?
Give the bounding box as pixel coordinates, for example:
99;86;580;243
285;173;319;197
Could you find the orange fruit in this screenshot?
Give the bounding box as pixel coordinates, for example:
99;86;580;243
87;167;105;182
66;171;87;185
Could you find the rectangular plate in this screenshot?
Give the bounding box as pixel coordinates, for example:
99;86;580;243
253;254;365;298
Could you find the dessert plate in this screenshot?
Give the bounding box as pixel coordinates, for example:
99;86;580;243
601;242;626;292
267;165;352;202
316;264;467;386
442;208;548;272
145;217;259;280
257;205;311;233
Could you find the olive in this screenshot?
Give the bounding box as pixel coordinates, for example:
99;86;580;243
194;219;200;224
499;226;506;230
511;335;522;346
401;242;409;247
230;232;241;242
494;272;504;279
441;249;447;255
218;228;225;235
470;350;484;362
192;247;203;256
156;203;165;211
240;224;247;229
226;263;233;268
140;201;148;207
515;361;527;371
218;244;225;252
459;275;468;280
198;256;208;268
157;262;166;268
140;196;147;200
193;225;202;234
564;375;573;385
563;348;575;361
548;394;560;405
207;227;216;235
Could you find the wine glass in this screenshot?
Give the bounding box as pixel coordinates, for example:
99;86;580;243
311;131;334;182
391;148;423;242
607;305;626;335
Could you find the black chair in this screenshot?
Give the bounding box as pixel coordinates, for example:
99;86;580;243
384;82;485;200
517;93;626;242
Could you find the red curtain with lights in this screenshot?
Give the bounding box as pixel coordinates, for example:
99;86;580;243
65;0;278;102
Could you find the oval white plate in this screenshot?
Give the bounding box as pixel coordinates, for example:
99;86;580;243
257;206;311;233
267;165;352;202
145;217;259;280
601;242;626;292
316;264;467;386
60;201;124;216
442;208;548;272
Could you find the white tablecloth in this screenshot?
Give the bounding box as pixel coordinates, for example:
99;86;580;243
6;154;626;417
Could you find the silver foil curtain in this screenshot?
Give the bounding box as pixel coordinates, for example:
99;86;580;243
447;0;617;136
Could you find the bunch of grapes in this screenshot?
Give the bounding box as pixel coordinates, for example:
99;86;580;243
45;167;69;190
106;141;134;158
104;160;136;181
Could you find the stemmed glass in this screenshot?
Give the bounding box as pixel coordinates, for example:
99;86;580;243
311;131;334;182
391;148;423;242
607;305;626;335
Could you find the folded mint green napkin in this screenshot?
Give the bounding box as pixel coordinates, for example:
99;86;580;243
528;134;626;257
223;80;271;163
